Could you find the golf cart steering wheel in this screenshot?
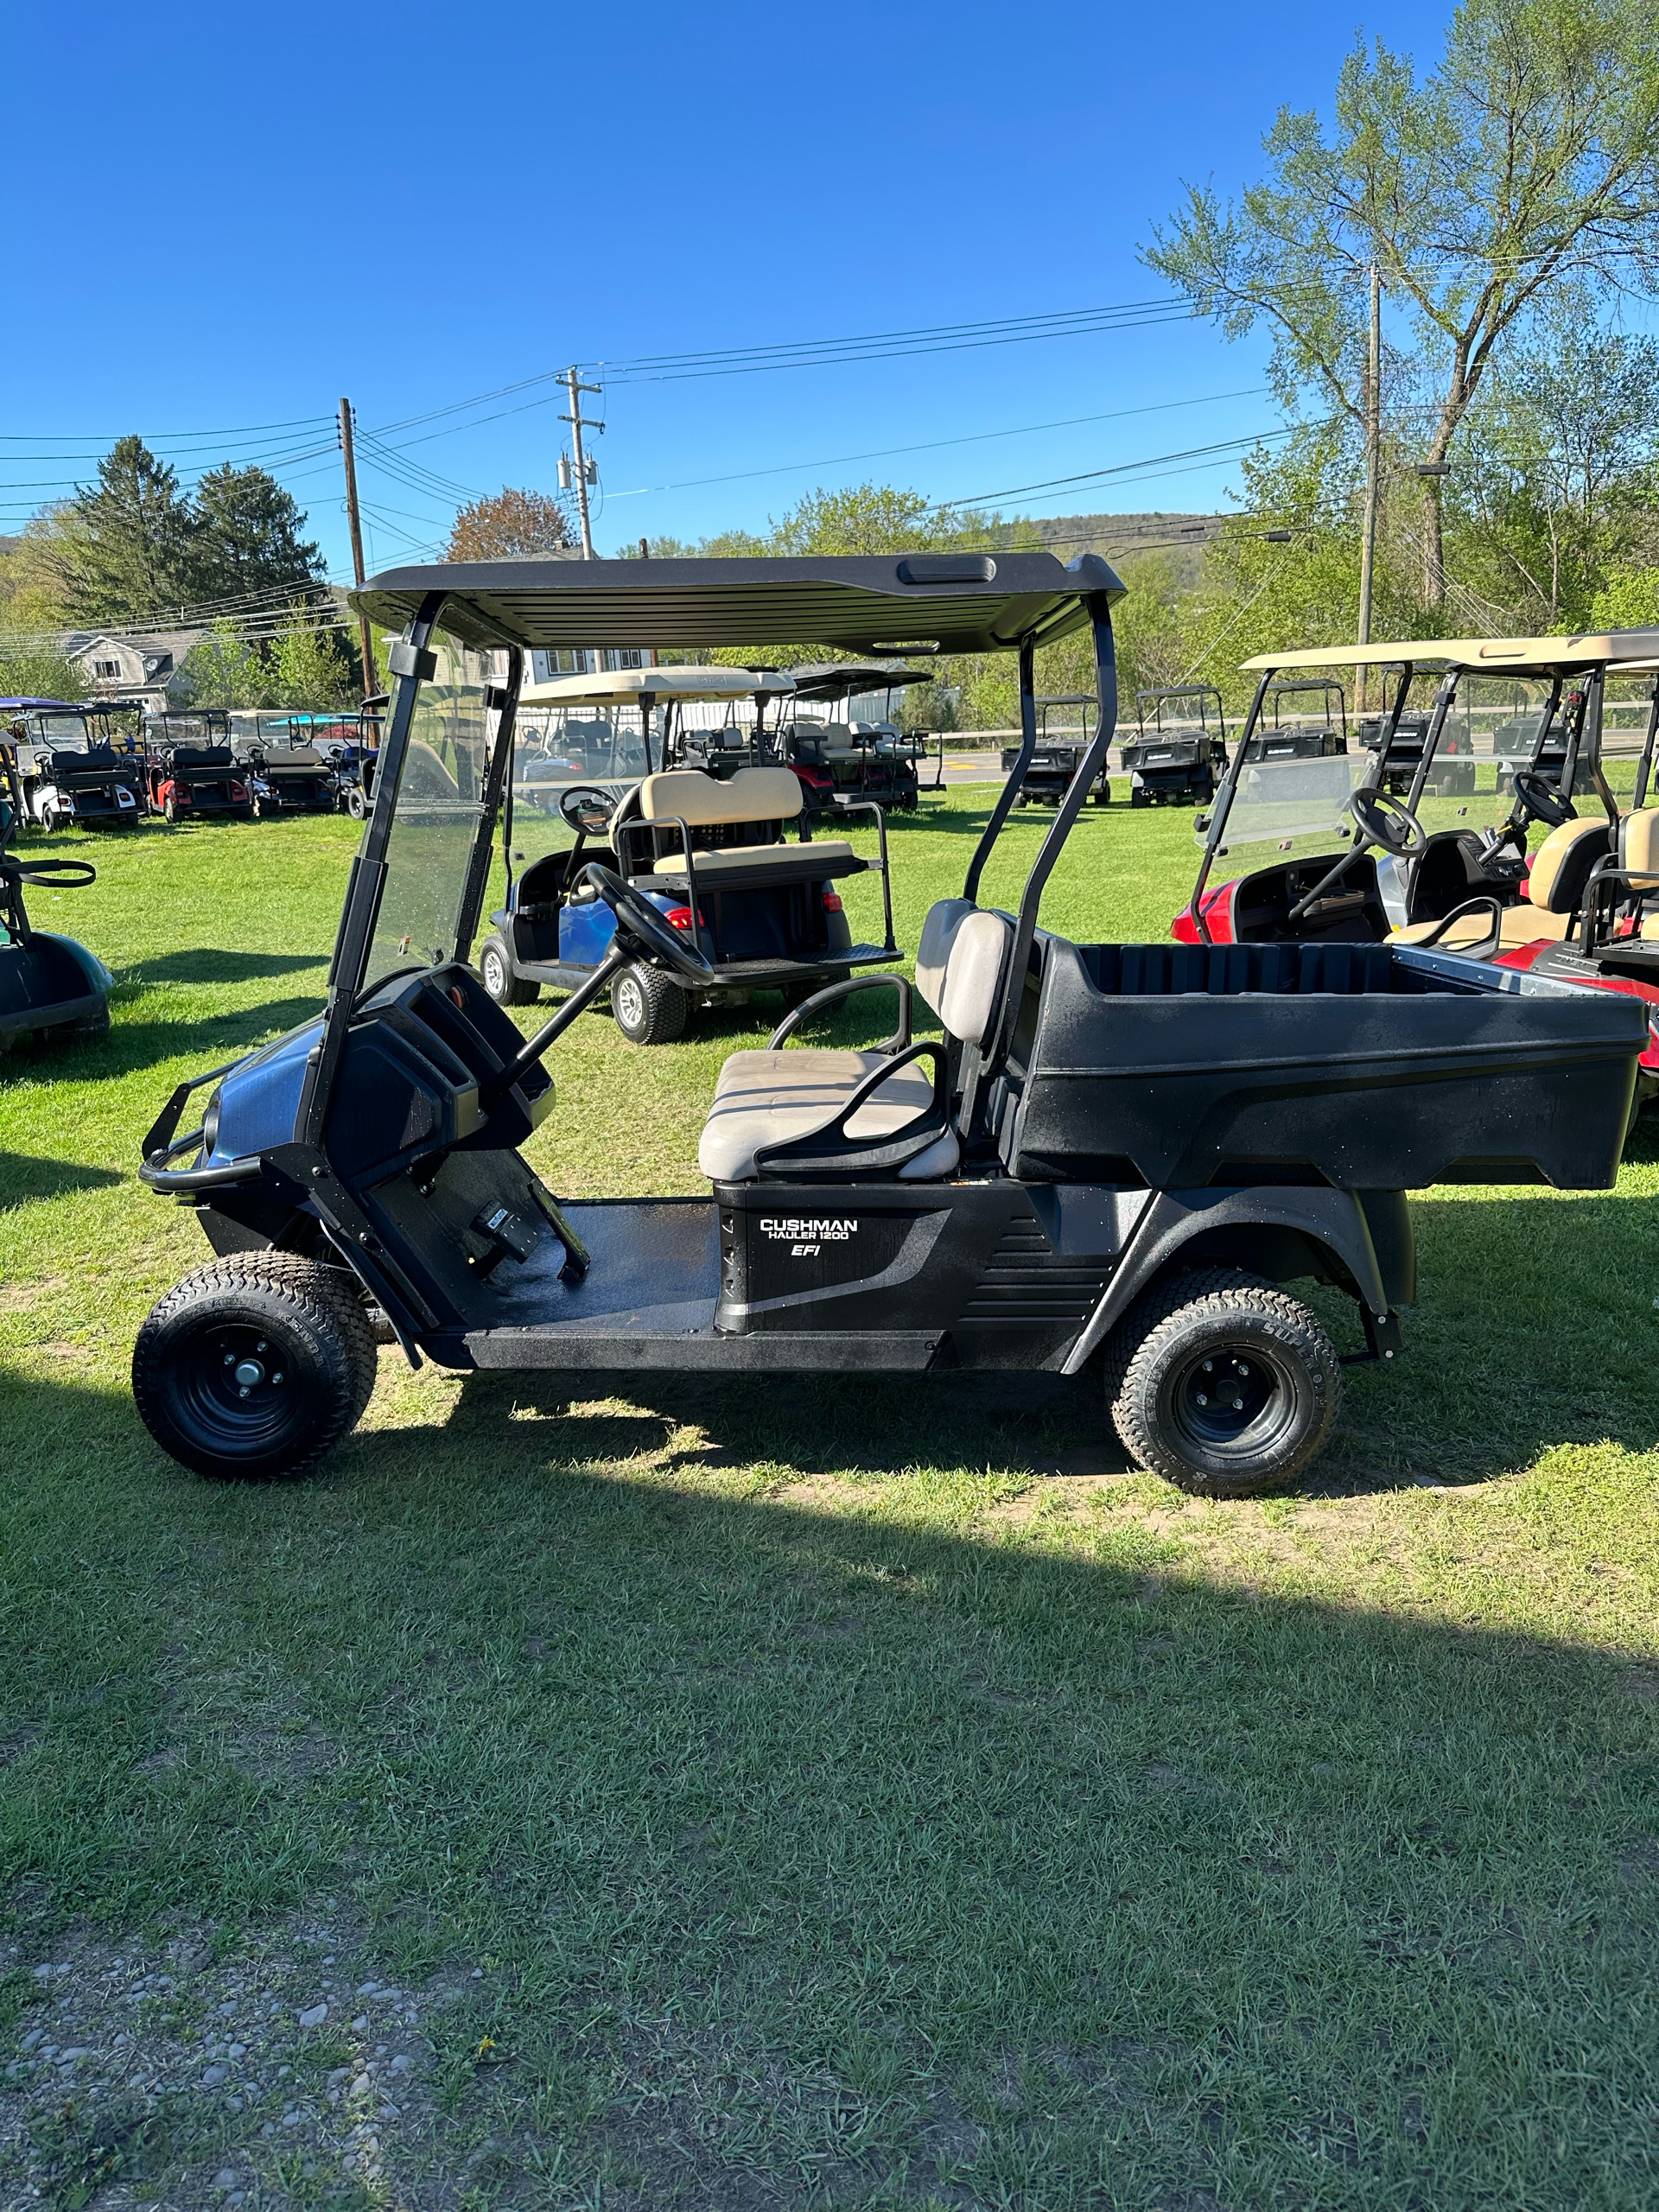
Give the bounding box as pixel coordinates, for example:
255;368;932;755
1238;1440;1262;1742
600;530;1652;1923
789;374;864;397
12;857;97;889
559;785;614;837
1511;771;1574;830
1349;788;1427;859
582;862;714;982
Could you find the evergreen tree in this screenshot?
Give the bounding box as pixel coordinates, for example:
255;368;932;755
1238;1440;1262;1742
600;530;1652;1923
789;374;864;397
65;436;194;626
189;465;323;607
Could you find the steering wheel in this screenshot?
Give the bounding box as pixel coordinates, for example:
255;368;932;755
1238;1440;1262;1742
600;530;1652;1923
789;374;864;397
1511;770;1574;830
582;862;714;982
559;785;614;837
13;857;97;889
1349;787;1427;859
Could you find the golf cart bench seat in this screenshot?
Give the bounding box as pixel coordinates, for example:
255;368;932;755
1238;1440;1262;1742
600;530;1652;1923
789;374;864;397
627;764;861;888
699;901;1010;1183
1389;816;1611;948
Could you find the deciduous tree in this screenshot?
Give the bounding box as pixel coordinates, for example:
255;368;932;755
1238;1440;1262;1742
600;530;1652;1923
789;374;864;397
448;488;574;561
1144;0;1659;603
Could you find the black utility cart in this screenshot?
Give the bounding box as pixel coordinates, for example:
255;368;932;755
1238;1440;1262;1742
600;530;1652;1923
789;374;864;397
132;555;1646;1499
1001;695;1108;806
1118;685;1230;807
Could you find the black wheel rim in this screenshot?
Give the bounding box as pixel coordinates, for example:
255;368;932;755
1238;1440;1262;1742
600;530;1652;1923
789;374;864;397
1166;1342;1296;1462
162;1319;308;1456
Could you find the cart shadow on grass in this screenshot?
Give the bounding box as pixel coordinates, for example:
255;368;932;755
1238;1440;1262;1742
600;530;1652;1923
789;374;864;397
7;1368;1659;2207
0;991;331;1089
114;949;327;989
0;1151;122;1211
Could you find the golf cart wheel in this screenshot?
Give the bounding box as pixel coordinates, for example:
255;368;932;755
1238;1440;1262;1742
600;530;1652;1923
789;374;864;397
1130;789;1149;810
132;1251;379;1481
162;795;179;824
1104;1268;1341;1498
612;960;686;1046
479;933;538;1007
41;1007;111;1050
346;786;368;821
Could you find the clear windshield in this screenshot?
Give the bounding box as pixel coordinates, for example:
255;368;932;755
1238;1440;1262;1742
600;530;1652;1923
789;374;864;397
512;704;650;803
1204;747;1370;849
366;631;493;986
35;714;93;752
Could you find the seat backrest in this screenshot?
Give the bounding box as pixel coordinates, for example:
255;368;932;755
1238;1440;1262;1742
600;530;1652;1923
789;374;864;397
639;765;800;828
938;910;1012;1047
1620;807;1659;877
1527;817;1611;912
914;897;974;1020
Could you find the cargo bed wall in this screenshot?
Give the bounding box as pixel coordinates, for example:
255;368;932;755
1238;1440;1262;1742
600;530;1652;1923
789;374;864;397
1003;939;1645;1192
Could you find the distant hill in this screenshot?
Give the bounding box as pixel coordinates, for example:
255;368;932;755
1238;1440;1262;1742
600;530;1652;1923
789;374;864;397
976;510;1225;590
1031;512;1226;591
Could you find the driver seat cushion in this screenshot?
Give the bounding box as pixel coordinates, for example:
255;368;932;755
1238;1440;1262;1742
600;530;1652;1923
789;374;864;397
699;1051;959;1182
1523;817;1611;912
699;906;1014;1184
1619;806;1659;877
1389;905;1576;949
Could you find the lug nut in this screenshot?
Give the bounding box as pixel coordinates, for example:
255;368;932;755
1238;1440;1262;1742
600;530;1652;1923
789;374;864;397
1195;1391;1208;1406
1232;1397;1243;1410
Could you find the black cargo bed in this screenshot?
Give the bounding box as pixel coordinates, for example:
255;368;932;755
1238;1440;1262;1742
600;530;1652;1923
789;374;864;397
1003;938;1645;1192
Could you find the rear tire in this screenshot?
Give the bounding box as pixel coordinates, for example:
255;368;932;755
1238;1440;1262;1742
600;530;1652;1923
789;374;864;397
132;1252;378;1481
1103;1267;1341;1497
346;786;368;821
479;934;538;1007
612;960;686;1045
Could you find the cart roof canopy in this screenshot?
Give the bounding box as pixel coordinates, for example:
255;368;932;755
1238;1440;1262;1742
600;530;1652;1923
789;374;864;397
519;665;794;708
1241;632;1659;675
0;697;86;713
353;551;1123;656
786;662;936;700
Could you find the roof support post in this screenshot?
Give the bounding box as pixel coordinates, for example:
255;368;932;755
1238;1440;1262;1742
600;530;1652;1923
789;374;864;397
963;640;1038;905
985;592;1120;1074
299;590;447;1147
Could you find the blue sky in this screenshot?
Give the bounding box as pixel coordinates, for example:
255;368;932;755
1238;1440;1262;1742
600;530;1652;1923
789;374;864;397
6;0;1460;579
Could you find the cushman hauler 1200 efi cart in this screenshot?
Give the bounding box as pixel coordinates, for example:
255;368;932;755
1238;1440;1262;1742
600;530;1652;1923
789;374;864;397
132;555;1646;1497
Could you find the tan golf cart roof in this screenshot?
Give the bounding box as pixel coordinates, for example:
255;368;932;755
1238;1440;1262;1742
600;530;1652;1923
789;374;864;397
518;665;795;709
1242;631;1659;675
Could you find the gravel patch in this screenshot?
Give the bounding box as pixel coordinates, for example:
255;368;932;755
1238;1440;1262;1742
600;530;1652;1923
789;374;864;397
0;1921;490;2209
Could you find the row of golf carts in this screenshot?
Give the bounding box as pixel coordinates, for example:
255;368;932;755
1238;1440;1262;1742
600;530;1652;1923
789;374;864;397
997;675;1567;812
121;550;1659;1510
0;699;387;831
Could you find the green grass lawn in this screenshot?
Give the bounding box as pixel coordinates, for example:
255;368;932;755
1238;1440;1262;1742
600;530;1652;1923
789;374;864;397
3;791;1658;2211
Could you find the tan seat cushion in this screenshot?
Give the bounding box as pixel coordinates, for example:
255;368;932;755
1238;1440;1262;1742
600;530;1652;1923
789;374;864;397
1390;906;1573;948
698;1048;958;1183
1526;817;1610;912
647;838;855;880
1621;807;1659;875
639;765;802;828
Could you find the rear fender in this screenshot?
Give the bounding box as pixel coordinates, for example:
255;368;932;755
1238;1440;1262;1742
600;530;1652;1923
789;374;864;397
1061;1185;1410;1373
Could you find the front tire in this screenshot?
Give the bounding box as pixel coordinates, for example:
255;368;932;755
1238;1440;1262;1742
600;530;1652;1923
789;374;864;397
612;960;686;1045
479;934;538;1007
1103;1268;1341;1497
132;1252;379;1480
346;786;368;821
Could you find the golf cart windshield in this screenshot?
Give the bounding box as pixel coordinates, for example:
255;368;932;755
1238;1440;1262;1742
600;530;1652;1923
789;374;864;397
365;630;492;986
34;713;94;753
1200;747;1370;849
514;704;649;796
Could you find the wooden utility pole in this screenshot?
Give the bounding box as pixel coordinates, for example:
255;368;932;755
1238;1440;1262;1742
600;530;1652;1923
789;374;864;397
561;368;605;559
1356;264;1381;717
338;398;377;698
